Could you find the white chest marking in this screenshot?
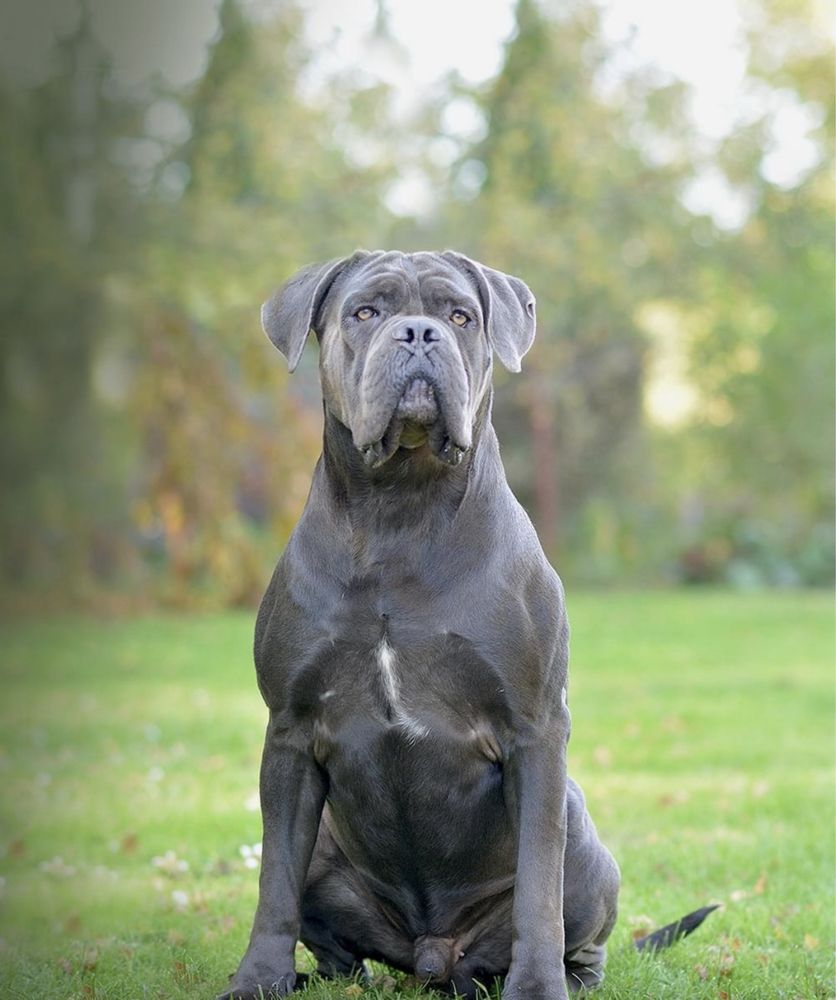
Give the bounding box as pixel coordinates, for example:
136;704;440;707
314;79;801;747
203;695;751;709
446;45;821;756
376;638;428;743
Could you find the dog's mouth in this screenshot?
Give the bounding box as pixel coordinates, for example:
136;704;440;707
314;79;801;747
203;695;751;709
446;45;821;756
359;377;468;469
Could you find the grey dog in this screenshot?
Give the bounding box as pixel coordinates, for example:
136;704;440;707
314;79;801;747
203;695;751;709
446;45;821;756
220;250;621;1000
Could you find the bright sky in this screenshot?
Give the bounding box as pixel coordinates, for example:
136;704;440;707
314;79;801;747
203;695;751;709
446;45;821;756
0;0;825;225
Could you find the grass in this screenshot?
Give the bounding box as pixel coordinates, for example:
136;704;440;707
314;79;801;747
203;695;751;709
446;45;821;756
0;589;833;999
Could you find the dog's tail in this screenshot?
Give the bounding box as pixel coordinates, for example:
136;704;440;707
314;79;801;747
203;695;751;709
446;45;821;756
633;904;721;952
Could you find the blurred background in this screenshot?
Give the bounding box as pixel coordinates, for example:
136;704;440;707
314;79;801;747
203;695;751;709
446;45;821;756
0;0;832;611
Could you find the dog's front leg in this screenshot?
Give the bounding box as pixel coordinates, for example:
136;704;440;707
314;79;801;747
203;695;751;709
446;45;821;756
502;716;571;1000
220;716;326;1000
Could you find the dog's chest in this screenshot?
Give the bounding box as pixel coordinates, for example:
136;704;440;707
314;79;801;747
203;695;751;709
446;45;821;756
302;629;514;887
300;626;509;770
371;636;430;742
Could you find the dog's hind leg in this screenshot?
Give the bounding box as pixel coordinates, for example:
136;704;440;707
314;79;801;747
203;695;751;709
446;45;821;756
560;779;620;992
300;823;415;980
299;868;391;980
298;910;367;980
564;940;607;993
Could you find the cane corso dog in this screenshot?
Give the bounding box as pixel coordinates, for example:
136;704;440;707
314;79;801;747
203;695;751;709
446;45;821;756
220;250;621;1000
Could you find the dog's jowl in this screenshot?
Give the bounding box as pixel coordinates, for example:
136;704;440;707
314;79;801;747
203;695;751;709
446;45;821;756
220;251;620;1000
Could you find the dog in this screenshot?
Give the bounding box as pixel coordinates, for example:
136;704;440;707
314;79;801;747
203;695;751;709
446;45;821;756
220;250;621;1000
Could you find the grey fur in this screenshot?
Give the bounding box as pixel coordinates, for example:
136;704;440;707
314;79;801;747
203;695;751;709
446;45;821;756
220;251;619;1000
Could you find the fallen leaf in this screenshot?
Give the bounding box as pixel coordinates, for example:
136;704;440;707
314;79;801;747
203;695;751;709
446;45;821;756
628;914;655;939
8;839;25;859
658;789;690;808
120;833;138;854
64;914;82;934
719;956;735;976
803;934;818;950
694;964;709;980
343;986;363;998
753;872;767;895
191;890;209;913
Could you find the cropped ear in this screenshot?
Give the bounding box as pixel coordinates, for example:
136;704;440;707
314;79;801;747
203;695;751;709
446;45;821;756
442;251;536;372
261;255;358;371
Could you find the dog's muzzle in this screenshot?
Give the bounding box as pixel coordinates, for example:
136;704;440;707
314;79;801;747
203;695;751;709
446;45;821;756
353;319;473;470
359;375;467;470
396;377;438;426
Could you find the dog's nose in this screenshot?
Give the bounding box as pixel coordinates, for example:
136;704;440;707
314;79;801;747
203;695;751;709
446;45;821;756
391;320;440;346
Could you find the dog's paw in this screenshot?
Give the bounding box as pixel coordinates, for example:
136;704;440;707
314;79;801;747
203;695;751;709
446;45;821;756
502;970;569;1000
217;970;307;999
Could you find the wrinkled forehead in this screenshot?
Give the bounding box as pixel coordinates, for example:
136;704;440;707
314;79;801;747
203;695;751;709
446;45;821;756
330;251;480;316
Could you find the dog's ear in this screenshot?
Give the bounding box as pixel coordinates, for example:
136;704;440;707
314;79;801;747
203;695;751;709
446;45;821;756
443;252;536;372
261;255;358;372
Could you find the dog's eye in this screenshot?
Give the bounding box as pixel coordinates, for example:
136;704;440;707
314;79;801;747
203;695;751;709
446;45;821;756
450;310;469;327
354;306;378;321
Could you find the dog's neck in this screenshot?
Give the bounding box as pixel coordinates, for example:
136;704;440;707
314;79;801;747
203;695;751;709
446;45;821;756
319;389;498;532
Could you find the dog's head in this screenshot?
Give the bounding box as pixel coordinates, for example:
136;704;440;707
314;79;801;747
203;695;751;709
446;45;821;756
261;250;536;468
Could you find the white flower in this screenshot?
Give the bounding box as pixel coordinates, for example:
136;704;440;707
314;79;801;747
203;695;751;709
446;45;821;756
238;843;261;869
171;890;189;910
151;850;189;876
39;857;76;877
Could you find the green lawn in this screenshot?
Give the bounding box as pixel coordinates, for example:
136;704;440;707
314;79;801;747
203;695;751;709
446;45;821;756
0;591;833;999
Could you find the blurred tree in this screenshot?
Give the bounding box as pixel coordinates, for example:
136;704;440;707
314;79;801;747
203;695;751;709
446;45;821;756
2;0;829;606
0;13;144;598
673;0;834;584
1;0;400;607
442;0;694;575
123;0;398;605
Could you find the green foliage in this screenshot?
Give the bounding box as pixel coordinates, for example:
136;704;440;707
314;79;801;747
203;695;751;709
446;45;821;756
434;0;833;586
0;1;399;608
437;0;699;566
0;592;832;997
0;0;831;605
0;20;146;591
665;1;835;586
